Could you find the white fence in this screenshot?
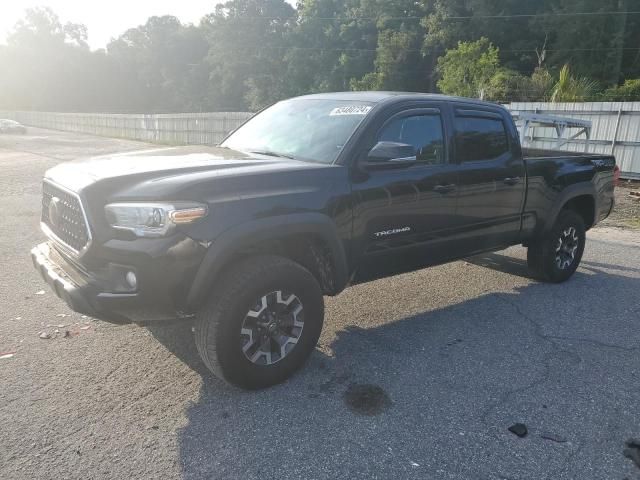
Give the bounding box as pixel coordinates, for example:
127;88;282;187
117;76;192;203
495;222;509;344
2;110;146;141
4;103;640;179
0;111;253;146
506;102;640;179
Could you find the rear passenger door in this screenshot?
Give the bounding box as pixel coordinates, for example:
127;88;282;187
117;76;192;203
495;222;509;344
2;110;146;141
453;108;526;252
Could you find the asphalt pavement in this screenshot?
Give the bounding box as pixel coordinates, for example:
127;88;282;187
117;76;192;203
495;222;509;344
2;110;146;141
1;128;639;480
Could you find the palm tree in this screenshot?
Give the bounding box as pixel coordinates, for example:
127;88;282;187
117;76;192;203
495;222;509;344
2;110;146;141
551;64;597;102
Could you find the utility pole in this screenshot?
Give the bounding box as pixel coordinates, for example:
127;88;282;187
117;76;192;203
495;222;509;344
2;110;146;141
612;0;628;85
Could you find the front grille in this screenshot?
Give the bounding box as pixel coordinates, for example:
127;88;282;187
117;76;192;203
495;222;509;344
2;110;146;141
41;181;90;253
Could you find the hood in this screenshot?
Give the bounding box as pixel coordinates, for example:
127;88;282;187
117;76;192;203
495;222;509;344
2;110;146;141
44;146;323;193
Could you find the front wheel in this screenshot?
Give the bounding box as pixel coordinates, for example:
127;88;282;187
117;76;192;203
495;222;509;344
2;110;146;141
195;255;324;389
527;210;586;283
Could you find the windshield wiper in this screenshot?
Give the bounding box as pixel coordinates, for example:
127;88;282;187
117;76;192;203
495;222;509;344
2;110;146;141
248;149;296;160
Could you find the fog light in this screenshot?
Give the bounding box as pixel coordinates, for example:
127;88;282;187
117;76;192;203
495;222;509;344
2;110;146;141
125;271;137;290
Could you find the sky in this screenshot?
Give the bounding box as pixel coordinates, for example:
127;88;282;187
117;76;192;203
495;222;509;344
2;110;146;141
0;0;226;49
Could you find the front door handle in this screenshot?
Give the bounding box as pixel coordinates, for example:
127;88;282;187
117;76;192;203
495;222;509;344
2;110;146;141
503;177;520;186
434;184;456;194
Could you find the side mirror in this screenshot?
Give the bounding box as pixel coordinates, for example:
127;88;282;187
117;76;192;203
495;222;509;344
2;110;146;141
363;141;416;169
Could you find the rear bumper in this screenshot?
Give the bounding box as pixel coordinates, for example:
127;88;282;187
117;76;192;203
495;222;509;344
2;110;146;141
31;242;196;324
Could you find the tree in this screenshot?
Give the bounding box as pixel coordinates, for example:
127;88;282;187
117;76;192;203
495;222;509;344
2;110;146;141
284;0;373;95
550;64;598;102
107;16;210;112
3;1;640;112
436;38;501;99
202;0;296;111
351;30;421;91
0;7;96;111
600;78;640;100
347;0;428;92
534;0;633;85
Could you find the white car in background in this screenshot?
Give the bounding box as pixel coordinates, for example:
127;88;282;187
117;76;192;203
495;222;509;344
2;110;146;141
0;119;27;134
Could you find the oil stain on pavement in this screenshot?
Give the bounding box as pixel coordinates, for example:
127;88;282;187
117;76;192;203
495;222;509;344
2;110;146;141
343;383;392;416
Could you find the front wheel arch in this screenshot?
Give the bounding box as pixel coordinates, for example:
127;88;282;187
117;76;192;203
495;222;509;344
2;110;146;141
186;214;349;310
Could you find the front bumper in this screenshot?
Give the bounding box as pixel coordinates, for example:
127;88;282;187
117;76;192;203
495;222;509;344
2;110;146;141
31;242;97;317
31;242;201;324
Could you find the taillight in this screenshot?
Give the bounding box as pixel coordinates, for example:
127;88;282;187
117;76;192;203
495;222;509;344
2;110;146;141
613;165;621;187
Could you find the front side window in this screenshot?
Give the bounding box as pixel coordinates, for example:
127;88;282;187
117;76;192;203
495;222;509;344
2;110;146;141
454;116;509;162
378;114;445;165
222;99;374;164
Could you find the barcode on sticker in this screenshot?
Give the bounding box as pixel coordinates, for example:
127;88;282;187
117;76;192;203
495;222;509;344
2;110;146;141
329;105;372;116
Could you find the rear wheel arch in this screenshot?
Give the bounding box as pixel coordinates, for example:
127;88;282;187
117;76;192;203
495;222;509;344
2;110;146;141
542;182;597;234
561;194;595;230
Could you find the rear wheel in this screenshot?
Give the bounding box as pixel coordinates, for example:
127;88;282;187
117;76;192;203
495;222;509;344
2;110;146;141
527;210;586;283
195;255;324;389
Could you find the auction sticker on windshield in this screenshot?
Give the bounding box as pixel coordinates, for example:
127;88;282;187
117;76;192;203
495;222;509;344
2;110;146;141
329;105;373;116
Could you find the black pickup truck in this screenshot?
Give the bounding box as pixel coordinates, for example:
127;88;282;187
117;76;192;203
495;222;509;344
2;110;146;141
31;92;617;388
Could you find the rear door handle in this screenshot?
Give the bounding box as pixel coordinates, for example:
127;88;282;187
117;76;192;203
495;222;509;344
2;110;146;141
434;184;456;194
503;177;520;186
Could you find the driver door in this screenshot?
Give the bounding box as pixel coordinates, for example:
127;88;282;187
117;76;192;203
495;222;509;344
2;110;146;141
350;105;461;282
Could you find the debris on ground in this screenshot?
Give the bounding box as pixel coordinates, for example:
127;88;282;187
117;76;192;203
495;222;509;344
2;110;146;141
410;461;420;467
34;290;45;295
55;313;69;318
508;423;528;438
39;332;51;339
80;326;90;331
540;432;567;443
624;438;640;469
602;185;640;229
0;352;16;359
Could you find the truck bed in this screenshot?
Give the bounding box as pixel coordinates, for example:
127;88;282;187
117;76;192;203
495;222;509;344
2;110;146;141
523;147;609;160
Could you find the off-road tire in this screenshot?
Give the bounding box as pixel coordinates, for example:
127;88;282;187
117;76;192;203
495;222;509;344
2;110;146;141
195;255;324;389
527;210;586;283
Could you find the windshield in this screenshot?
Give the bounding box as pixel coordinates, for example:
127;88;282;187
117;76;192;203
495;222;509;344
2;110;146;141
222;99;374;164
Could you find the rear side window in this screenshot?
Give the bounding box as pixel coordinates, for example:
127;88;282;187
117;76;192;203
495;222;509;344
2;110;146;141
454;116;509;162
378;114;444;164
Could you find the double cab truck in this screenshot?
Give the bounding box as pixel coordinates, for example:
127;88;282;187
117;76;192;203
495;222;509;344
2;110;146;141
31;92;618;389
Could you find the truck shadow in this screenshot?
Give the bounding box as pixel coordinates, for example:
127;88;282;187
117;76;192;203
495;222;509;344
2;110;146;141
466;252;535;279
149;254;640;479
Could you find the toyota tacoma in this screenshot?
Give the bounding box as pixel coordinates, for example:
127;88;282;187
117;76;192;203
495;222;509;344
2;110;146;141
31;92;618;389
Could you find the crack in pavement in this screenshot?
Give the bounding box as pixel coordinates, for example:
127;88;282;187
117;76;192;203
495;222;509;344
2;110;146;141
479;295;583;425
545;335;639;352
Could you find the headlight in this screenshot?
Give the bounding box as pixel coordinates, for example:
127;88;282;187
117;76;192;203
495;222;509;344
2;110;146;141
105;202;208;237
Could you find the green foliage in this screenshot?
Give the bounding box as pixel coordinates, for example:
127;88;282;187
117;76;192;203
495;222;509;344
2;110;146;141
528;68;555;101
486;67;555;102
436;38;501;99
550;64;598;102
351;30;421;91
600;79;640;101
202;0;296;111
485;69;529;102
